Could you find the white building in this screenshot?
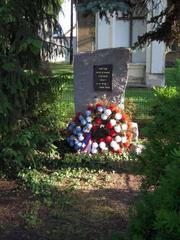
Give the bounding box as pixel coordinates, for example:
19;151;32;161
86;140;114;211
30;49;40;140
50;0;77;62
77;1;167;87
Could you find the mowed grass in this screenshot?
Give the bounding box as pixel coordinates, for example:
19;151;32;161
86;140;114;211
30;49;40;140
49;62;73;75
125;88;154;120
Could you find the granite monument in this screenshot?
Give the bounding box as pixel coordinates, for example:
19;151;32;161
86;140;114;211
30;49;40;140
74;47;131;112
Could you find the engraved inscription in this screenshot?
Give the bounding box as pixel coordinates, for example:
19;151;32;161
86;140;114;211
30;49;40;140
94;65;113;91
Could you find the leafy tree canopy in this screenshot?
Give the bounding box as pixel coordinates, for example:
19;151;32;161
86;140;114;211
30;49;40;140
76;0;180;47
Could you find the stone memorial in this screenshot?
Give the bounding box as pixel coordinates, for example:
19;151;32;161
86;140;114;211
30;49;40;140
74;47;131;112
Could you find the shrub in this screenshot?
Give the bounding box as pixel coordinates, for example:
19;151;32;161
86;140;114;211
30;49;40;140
129;148;180;240
138;87;180;188
0;111;59;177
129;87;180;239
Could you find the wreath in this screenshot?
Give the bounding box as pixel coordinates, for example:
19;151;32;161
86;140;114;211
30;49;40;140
66;101;134;154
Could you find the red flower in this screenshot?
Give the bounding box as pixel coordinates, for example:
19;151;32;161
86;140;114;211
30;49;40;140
92;125;97;131
126;131;132;139
123;142;130;148
108;103;117;111
99;138;105;143
117;149;122;155
95;118;102;125
96;103;102;108
106;122;113;129
121;114;127;122
110;149;115;154
128;122;132;129
110;129;116;137
105;136;112;143
76;112;82;117
73;112;82;122
87;105;94;111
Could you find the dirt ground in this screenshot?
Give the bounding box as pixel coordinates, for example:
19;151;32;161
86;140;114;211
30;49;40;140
0;173;141;240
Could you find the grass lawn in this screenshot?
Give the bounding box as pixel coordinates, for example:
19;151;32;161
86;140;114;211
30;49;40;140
49;62;73;75
125;88;154;120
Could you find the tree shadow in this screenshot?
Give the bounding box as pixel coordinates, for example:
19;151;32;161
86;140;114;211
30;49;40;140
0;174;141;240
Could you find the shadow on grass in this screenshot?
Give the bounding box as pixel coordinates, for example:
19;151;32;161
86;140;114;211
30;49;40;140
0;179;141;240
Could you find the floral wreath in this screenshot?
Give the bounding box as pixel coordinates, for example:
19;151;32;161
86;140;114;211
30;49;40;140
66;101;134;155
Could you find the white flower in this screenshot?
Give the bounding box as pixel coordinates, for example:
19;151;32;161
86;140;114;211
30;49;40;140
115;113;122;120
110;141;117;148
83;127;89;133
110;119;116;126
121;136;127;143
86;123;92;129
91;148;98;154
97;106;103;112
136;147;142;155
101;113;108;120
92;142;98;149
113;144;120;151
122;123;128;131
99;142;106;150
132;122;138;128
114;125;121;133
77;142;82;148
115;135;122;143
104;109;112;116
86;116;92;123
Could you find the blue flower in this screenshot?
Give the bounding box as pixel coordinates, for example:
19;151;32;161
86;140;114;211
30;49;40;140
85;110;91;116
79;115;84;121
76;126;82;132
69;141;74;147
81;119;87;126
78;134;84;141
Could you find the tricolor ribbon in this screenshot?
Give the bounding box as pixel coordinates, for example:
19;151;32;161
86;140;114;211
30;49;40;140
82;133;92;153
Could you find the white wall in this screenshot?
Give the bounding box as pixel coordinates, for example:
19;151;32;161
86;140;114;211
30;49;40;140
96;14;147;64
151;41;165;73
96;6;165;76
132;20;146;63
97;15;112;49
113;19;129;47
146;0;166;75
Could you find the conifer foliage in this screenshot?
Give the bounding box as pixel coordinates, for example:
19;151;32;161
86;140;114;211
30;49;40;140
0;0;63;176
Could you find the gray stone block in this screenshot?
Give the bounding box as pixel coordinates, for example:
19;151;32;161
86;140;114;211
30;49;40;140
74;47;131;112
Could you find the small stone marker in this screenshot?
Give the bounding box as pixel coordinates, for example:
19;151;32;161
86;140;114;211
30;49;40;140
74;47;131;112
